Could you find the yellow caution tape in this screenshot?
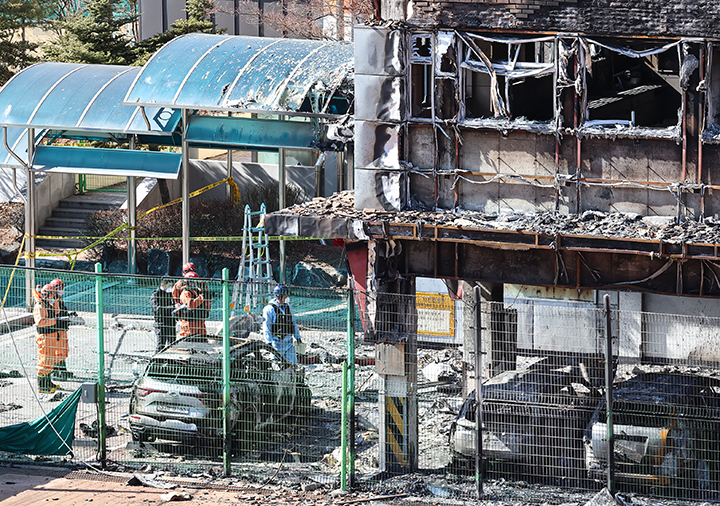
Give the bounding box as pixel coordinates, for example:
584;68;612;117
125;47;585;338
22;176;328;268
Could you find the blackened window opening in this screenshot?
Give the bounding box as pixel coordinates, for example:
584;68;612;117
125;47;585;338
411;35;433;119
586;46;681;128
463;39;554;122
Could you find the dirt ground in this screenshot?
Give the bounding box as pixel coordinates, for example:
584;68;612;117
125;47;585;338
0;468;360;506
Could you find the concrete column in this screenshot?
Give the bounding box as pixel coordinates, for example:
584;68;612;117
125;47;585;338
462;282;508;388
618;291;642;362
353;26;405;212
370;240;418;474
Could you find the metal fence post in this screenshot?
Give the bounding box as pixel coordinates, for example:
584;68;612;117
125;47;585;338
474;286;483;498
95;262;106;468
604;294;615;495
341;360;348;491
347;287;355;487
222;268;231;476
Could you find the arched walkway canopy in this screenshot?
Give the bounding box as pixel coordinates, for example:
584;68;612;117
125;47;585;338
0;62;182;173
124;33;353;116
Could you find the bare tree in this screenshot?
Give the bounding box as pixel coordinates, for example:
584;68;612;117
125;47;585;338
212;0;372;41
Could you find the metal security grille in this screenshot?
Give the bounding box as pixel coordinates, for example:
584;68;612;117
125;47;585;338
77;175;127;193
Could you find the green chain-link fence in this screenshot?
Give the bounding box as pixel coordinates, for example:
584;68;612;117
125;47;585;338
2;265;720;501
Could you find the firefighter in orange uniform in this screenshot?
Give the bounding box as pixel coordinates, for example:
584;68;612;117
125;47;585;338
34;283;69;393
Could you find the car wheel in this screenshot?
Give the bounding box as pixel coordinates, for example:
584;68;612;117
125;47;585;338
131;430;154;443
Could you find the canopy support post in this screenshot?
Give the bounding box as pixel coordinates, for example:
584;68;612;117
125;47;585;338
127;136;137;274
182;110;190;265
278;147;286;284
26;128;36;309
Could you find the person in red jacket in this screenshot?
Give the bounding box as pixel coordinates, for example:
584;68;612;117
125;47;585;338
172;264;211;339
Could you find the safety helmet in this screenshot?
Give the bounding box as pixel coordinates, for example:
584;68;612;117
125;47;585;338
50;279;64;297
184;271;199;278
182;262;196;275
273;285;289;298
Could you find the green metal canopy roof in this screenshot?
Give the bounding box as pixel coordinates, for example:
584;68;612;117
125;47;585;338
33;145;182;179
124;33;354;116
0;62;181;135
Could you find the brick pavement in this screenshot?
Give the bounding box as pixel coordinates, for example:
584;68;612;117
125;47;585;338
0;470;350;506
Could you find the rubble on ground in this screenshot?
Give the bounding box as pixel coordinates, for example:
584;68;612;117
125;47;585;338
282;191;720;245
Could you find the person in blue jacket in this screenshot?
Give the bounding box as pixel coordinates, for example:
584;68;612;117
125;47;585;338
262;285;302;363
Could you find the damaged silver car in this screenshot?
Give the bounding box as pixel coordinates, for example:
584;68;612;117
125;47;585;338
585;372;720;496
128;336;311;450
449;357;600;483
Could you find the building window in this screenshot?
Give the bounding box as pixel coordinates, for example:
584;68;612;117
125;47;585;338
411;34;433;119
458;34;555;127
580;38;690;139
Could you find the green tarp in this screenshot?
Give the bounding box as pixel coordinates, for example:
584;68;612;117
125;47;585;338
0;388;81;456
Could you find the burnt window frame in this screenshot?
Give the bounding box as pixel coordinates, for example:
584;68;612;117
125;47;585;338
410;33;434;121
578;37;689;141
457;32;557;133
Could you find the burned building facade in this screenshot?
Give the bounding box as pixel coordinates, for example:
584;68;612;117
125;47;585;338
354;0;720;297
267;0;720;474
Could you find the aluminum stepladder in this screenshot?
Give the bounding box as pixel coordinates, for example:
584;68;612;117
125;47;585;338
231;204;274;318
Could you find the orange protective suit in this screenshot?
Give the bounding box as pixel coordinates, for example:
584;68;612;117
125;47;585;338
33;290;68;377
172;279;211;338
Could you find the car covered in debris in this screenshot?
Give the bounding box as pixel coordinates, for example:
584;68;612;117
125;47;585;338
449;357;600;482
585;372;720;495
128;335;311;450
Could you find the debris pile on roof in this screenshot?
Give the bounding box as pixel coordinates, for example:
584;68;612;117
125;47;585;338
284;191;720;245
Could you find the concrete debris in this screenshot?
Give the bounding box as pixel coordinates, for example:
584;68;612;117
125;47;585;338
281;191;720;245
421;362;457;383
126;472;177;489
584;488;622;506
159;491;192;501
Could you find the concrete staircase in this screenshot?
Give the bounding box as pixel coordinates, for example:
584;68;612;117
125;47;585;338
36;192;127;250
